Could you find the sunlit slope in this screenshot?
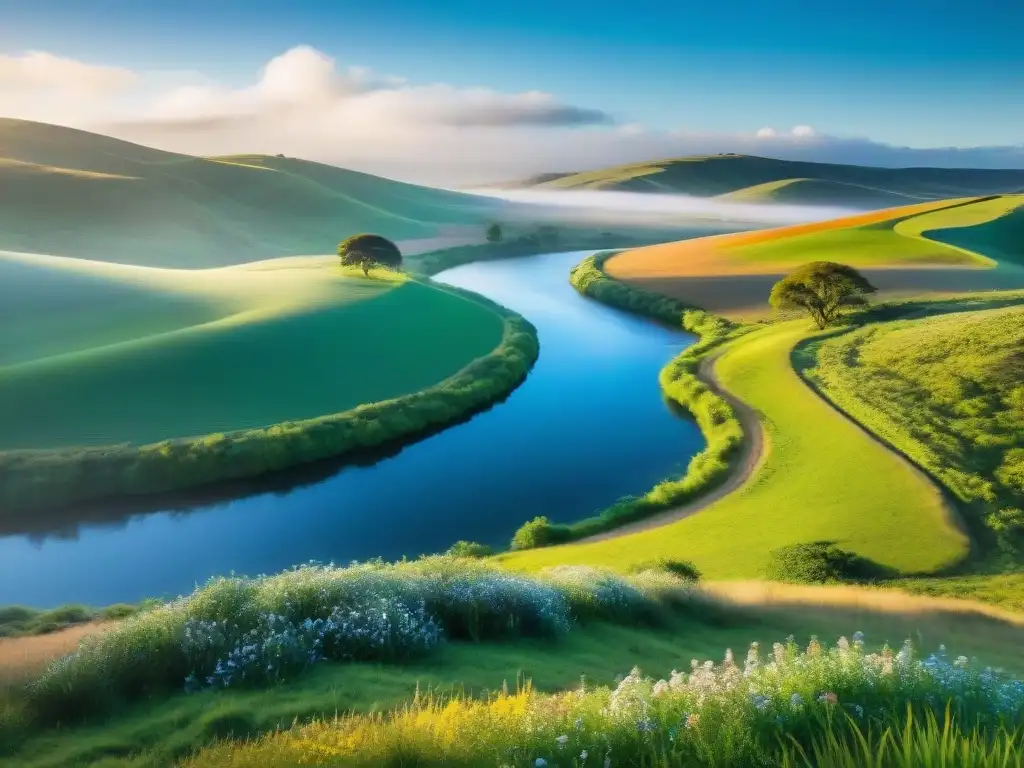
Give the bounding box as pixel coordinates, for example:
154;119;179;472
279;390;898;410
500;322;968;578
604;196;1024;318
0;252;505;449
608;197;985;278
0;119;496;267
921;197;1024;267
522;154;1024;206
717;178;926;208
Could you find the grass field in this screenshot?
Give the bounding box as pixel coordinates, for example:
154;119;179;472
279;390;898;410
0;119;497;266
804;304;1024;563
605;195;1024;318
514;154;1024;207
0;251;505;449
498;319;968;578
6;579;1024;767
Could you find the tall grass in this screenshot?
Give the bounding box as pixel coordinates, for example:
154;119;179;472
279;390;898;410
181;634;1024;767
0;286;538;514
510;252;748;549
11;558;701;728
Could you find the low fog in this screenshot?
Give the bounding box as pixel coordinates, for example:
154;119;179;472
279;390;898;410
464;188;861;230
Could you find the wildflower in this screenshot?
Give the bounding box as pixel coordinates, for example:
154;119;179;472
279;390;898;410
574;717;584;730
852;631;865;643
956;655;969;667
685;713;700;728
817;692;838;705
535;759;548;767
604;756;612;768
556;735;568;748
580;750;588;762
790;693;804;708
848;703;865;718
652;680;670;698
752;694;770;711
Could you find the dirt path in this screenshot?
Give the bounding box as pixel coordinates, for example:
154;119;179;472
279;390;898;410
0;622;109;686
578;350;765;543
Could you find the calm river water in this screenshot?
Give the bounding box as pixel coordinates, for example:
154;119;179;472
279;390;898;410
0;250;702;607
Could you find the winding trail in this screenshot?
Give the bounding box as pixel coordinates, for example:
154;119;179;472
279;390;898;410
578;351;765;543
500;321;969;578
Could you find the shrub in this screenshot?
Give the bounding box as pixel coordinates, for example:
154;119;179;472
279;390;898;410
22;558;693;724
510;516;567;550
446;541;495;558
630;558;702;582
766;541;889;584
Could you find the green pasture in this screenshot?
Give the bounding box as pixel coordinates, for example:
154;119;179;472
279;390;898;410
8;600;1024;768
925;196;1024;267
0;119;495;266
723;195;1024;270
0;252;504;449
499;320;969;577
806;304;1024;561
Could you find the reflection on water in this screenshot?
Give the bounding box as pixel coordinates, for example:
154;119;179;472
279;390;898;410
0;251;703;607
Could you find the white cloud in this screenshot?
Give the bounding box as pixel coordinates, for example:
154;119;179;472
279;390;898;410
1;47;1022;186
0;50;137;93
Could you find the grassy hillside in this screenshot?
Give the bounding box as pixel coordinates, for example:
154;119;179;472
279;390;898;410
6;561;1024;767
0;251;505;449
0;119;497;267
518;154;1024;208
805;305;1024;557
500;320;969;578
606;195;1024;318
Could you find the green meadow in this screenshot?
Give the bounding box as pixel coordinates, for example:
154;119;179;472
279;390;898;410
500;318;969;577
517;154;1024;208
0;252;504;449
5;116;1024;768
803;303;1024;606
723;196;1024;268
0;119;496;267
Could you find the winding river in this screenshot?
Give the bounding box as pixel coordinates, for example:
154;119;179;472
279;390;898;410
0;250;702;607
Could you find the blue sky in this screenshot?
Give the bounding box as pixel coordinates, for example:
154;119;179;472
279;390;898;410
1;1;1022;182
3;0;1022;146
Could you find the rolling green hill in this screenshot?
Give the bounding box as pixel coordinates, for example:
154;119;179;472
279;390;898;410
514;155;1024;209
0;251;505;449
0;119;498;267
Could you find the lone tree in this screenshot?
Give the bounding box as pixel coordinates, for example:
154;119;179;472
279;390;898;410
486;222;503;243
769;261;876;329
337;234;402;277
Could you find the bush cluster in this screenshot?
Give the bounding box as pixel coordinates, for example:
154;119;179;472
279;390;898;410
765;541;892;584
511;252;748;549
182;634;1024;767
0;288;539;514
21;558;700;724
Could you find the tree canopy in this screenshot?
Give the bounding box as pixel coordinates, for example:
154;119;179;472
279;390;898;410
337;234;403;276
486;223;503;243
769;261;876;329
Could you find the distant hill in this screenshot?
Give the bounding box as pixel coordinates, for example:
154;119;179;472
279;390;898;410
0;119;499;267
508;155;1024;209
